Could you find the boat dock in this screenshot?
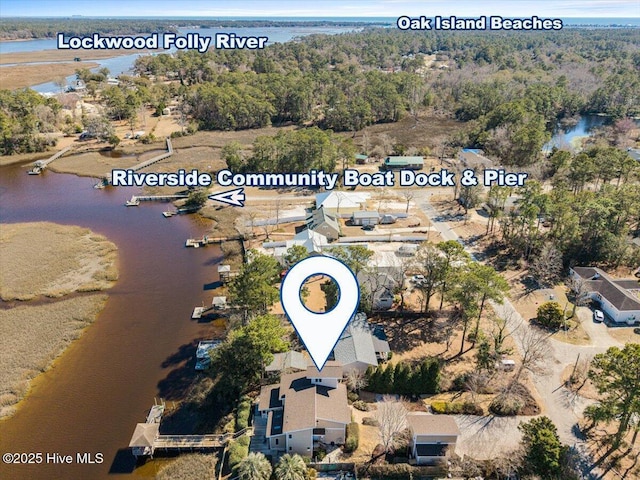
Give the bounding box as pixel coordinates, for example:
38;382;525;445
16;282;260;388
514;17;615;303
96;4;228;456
129;402;251;457
99;138;174;187
185;235;243;248
125;194;188;206
27;146;72;174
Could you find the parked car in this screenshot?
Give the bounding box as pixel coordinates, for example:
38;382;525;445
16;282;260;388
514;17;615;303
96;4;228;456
412;274;425;283
361;224;375;231
593;310;605;323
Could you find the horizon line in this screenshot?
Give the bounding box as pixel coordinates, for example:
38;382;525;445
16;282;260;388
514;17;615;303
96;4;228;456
2;15;639;19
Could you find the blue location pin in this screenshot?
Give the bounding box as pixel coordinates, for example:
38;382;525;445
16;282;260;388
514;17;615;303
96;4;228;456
280;256;360;371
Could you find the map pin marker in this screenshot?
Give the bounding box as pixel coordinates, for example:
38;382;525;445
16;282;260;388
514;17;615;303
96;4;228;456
281;256;360;371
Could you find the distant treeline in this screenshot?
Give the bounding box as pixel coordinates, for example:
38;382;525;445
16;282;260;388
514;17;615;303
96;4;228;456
130;27;639;166
0;18;382;40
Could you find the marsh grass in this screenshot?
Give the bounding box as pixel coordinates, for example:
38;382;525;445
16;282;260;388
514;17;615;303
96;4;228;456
0;294;107;417
0;222;118;301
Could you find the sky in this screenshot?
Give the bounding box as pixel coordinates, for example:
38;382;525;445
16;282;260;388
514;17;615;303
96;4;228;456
1;0;638;18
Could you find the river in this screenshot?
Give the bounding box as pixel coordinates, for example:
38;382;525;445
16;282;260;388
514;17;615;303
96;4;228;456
0;25;359;93
0;162;226;479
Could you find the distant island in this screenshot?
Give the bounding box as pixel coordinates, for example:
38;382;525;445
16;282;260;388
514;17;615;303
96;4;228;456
0;18;389;41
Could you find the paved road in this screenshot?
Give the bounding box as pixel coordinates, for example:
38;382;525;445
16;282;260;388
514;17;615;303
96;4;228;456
413;190;622;471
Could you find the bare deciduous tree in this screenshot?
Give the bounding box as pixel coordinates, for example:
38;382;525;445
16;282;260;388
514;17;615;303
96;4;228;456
375;395;408;453
402;190;415;213
490;310;517;356
567;274;590;318
513;327;552;383
529;242;563;288
345;369;368;393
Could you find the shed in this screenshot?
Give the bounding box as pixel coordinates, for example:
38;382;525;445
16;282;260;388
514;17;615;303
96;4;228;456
218;264;231;282
355;154;369;164
212;296;227;309
351;211;380;226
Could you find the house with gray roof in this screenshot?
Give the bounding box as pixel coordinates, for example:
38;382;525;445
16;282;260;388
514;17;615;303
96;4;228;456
570;266;640;325
257;363;349;456
331;313;390;372
306;207;340;241
264;351;308;373
407;413;460;465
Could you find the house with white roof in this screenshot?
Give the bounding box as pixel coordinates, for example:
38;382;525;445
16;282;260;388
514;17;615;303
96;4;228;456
267;229;329;264
315;191;368;215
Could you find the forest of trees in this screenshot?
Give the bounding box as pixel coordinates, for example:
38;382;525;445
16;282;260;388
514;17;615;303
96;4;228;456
0;89;61;155
131;28;639;142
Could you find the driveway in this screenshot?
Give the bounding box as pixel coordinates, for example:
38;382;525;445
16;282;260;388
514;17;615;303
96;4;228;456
413;191;622;462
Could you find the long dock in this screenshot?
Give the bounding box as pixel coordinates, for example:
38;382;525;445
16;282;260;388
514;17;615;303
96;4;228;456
28;146;72;174
98;138;174;187
185;235;244;248
125;194;188;206
128;137;174;173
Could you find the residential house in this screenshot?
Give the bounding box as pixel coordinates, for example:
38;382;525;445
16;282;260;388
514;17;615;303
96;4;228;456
570;267;640;325
351;211;380;226
257;364;350;456
332;313;390;371
268;229;329;265
383;156;424;171
359;267;399;311
306;207;341;241
315;191;368;215
407;413;460;465
265;351;308;374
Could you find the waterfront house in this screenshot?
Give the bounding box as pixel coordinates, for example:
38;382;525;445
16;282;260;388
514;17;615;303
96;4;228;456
257;363;350;456
407;413;460;465
569;267;640;325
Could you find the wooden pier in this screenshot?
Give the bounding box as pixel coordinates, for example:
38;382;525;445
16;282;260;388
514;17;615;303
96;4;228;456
100;138;174;186
27;146;72;174
125;194;188;206
129;403;252;457
185;235;244;248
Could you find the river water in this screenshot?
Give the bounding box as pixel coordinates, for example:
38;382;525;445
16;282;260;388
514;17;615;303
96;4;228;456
0;26;358;93
0;162;225;479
